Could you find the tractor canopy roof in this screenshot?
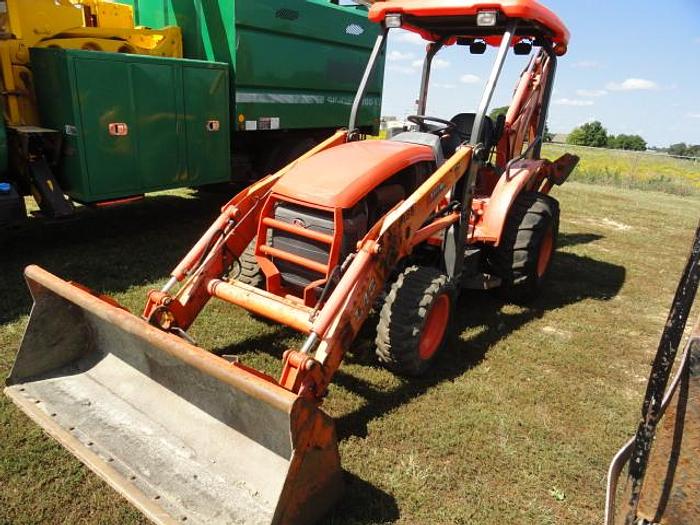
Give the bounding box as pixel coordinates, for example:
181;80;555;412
368;0;569;54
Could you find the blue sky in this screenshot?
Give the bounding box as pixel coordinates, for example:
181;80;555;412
379;0;700;147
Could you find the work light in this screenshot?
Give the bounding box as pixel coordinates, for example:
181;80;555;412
385;14;403;28
476;10;498;26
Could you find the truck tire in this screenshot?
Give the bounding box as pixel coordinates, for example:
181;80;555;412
488;191;559;303
259;138;317;176
234;238;264;288
280;138;317;167
376;265;454;376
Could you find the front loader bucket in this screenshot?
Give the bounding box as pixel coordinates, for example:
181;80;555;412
4;265;343;525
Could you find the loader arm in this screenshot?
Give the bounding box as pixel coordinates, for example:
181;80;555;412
144;128;473;401
280;145;474;399
143;130;349;331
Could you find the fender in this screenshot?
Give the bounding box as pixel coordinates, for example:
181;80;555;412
472;159;546;245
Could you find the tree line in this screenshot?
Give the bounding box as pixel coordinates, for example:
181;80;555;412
566;121;647;151
664;143;700;158
485;110;699;157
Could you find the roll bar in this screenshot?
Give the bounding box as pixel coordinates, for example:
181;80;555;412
348;27;388;133
349;20;556;152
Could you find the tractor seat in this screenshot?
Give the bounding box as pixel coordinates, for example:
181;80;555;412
441;113;500;158
389;131;445;167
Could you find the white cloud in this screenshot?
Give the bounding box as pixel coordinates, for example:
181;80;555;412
410;57;449;69
553;98;594;107
459;74;481;84
389;57;448;75
576;89;607;97
387;64;418;75
606;78;659;91
571;60;600;69
433;58;450;69
394;30;425;46
388;50;415;62
686;112;700;119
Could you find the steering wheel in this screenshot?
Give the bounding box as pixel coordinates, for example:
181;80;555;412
407;115;456;135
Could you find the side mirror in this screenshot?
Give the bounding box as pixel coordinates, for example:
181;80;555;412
513;41;532;55
469;41;486;54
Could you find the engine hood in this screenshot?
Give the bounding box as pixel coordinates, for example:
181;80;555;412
272;140;434;208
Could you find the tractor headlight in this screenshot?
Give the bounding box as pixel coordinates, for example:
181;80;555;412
476;10;498;26
385;14;403;28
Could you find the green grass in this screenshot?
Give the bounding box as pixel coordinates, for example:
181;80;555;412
1;181;699;524
543;143;700;196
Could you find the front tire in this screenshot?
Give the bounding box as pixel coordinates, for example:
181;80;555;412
488;191;559;303
376;266;454;376
232;238;264;288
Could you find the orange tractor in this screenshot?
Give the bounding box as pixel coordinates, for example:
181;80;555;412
5;1;579;523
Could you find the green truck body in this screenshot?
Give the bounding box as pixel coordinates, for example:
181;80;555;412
1;0;384;214
124;0;384;132
31;49;231;202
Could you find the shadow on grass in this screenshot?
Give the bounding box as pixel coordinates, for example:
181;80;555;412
328;238;624;523
0;191;229;325
333;239;625;441
0;190;622;524
210;232;623;524
557;232;603;248
328;472;400;525
211;323;298;357
1;214;621;525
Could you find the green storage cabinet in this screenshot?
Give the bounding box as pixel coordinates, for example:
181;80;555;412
123;0;384;132
30;48;231;203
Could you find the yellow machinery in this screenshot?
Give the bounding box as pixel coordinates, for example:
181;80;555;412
0;0;182;127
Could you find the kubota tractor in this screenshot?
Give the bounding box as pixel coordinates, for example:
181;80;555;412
5;1;580;523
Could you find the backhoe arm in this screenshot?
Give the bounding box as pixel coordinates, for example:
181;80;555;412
498;49;552;167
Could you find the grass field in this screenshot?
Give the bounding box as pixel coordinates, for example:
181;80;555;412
542;143;700;196
1;179;699;524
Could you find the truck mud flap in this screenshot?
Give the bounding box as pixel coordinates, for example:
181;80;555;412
4;265;343;525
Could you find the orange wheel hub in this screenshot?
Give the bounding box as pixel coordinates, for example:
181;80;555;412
418;294;450;360
537;225;554;278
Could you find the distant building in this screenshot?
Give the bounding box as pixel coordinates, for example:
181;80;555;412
551;133;569;144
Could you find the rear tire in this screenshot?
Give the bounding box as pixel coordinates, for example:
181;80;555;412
376;266;454;376
233;238;264;288
488;191;559;303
